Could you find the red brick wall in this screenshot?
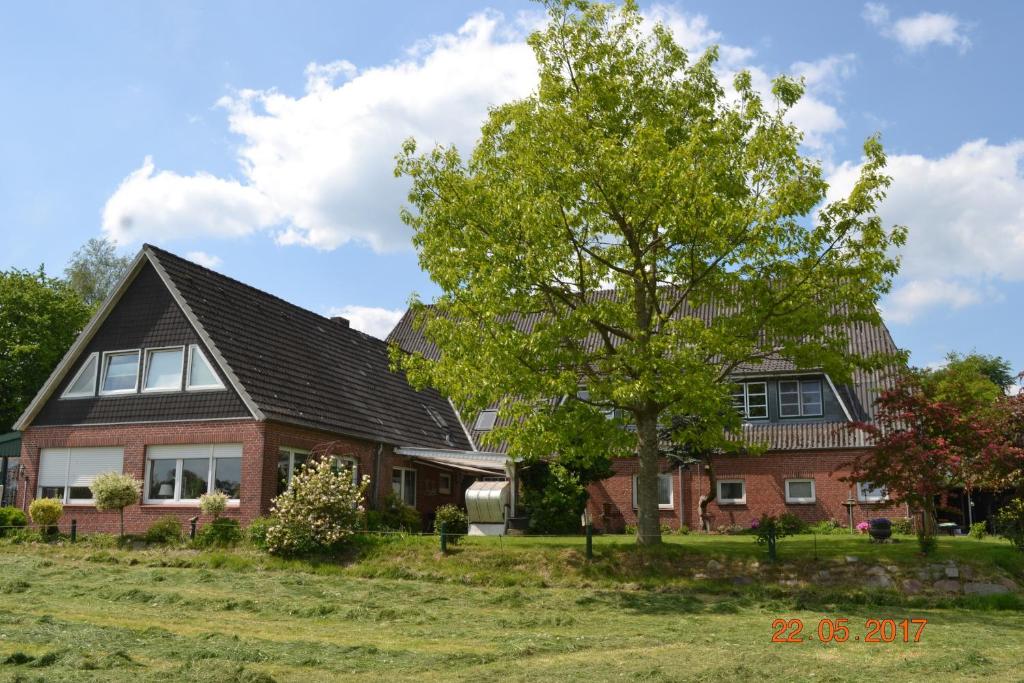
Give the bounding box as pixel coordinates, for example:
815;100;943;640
16;420;469;535
587;449;909;533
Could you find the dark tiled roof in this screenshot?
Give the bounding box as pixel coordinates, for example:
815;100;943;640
387;302;900;452
147;246;470;451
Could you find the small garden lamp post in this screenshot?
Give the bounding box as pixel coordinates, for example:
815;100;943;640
581;509;593;560
843;496;857;533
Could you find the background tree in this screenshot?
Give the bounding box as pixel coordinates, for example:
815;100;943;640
64;237;131;308
395;0;905;544
0;268;92;430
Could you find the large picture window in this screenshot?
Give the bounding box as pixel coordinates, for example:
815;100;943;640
632;473;674;509
100;350;140;395
144;444;242;503
37;447;124;504
143;347;184;392
392;467;416;506
778;379;823;417
731;381;768;420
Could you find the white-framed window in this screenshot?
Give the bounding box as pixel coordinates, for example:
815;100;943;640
392;467;417;506
276;447;309;495
731;381;768;420
785;479;816;504
474;410;497;431
438;472;452;495
717;479;746;505
185;344;224;391
37;447;124;504
331;455;359;483
61;352;99;399
577;387;618;419
857;482;887;503
778;379;823;418
632;473;674;509
99;350;140;395
142;346;185;392
144;444;241;504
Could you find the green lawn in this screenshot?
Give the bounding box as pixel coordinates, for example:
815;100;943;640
1;534;1022;682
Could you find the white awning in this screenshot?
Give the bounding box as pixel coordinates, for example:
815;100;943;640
394;446;511;475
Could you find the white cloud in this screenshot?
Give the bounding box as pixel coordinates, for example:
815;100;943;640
863;3;970;53
827;139;1024;323
186;250;223;269
102;8;858;251
328;305;404;339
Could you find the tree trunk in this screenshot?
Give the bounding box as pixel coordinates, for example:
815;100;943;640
698;458;717;532
635;410;662;545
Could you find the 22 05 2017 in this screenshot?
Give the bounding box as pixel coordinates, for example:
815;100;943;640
771;618;928;643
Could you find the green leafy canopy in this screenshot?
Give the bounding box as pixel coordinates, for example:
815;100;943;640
394;0;906;543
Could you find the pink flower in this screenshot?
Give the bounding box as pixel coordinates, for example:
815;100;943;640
856;521;870;533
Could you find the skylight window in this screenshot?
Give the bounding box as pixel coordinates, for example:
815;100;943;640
100;350;140;395
62;352;98;398
143;347;184;392
186;344;224;390
474;409;497;431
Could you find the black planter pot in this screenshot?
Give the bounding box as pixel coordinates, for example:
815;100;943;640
869;519;892;541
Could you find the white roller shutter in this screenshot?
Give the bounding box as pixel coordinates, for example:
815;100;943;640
147;444;214;460
38;449;70;488
67;447;124;487
212;443;242;459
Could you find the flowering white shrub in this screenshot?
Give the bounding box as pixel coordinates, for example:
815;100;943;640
265;456;368;556
199;491;228;519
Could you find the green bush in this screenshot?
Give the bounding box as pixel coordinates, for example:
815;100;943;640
969;521;988;540
194;518;242;548
28;498;63;534
266;457;369;555
891;517;914;535
623;523;637;536
777;512;808;535
90;472;141;537
371;494;422;533
808;519;845;535
246;516;273;550
143;516;183;545
0;507;28;536
434;504;468;543
994;498;1024;551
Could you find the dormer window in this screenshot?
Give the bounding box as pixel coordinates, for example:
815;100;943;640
62;353;99;398
779;379;823;417
732;382;768;420
143;347;184;392
186;344;224;390
100;350;140;395
474;410;497;431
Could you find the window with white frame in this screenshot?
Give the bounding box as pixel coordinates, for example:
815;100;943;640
186;344;224;390
392;467;416;506
100;350;140;395
438;472;452;495
731;381;768;419
577;387;618;419
37;447;124;504
276;447;309;495
632;473;674;509
331;455;359;483
785;479;816;504
857;482;887;503
62;353;99;398
143;347;184;392
778;379;823;417
474;410;497;431
717;479;746;505
144;444;242;503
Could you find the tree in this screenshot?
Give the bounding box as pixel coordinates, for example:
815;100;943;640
395;0;905;544
64;237;131;308
0;268;92;430
90;472;142;538
846;372;1023;551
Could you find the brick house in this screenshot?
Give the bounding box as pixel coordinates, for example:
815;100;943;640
13;245;505;534
387;306;909;533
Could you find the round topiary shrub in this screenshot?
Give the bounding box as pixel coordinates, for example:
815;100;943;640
90;472;142;537
434;504;468;543
199;491;229;520
29;498;63;535
143;516;183;545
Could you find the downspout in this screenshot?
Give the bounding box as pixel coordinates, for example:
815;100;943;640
677;463;684;530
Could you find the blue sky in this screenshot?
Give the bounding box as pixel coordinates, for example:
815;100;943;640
1;1;1021;375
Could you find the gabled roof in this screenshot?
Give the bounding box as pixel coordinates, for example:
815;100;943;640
17;246;470;451
386;303;901;452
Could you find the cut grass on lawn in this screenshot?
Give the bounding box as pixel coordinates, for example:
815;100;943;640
0;534;1022;682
